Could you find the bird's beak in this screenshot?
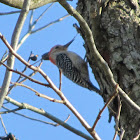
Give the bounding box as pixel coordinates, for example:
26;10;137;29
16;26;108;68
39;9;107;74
63;36;75;49
42;52;49;60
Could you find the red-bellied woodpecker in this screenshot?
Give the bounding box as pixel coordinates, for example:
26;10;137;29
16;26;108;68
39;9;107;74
42;38;100;94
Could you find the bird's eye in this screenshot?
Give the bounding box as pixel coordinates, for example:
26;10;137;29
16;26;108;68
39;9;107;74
55;46;59;49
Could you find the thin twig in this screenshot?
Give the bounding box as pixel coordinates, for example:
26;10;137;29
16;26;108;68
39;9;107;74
36;93;64;103
0;107;22;114
17;6;68;50
0;10;21;15
113;95;122;140
3;101;9;105
19;71;37;83
59;69;62;90
8;52;32;93
0;115;8;135
91;84;119;132
120;127;125;140
0;51;8;66
21;51;32;71
32;3;55;28
0;61;50;88
11;82;64;103
17;32;31;50
18;60;43;84
5;96;94;140
31;14;70;34
108;105;117;115
9;70;37;93
55;114;70;126
0;50;8;61
2;106;60;127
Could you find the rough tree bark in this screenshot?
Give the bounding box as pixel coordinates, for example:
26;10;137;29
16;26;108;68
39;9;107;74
77;0;140;139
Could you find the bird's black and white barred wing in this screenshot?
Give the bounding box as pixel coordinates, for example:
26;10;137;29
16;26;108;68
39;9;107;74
56;52;100;93
56;53;81;84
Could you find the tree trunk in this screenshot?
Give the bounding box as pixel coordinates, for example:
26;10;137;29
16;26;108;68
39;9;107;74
77;0;140;139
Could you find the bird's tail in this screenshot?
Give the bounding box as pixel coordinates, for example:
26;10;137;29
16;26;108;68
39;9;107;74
87;81;101;94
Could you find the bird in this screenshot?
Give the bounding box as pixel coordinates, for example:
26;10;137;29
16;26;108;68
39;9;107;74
42;37;100;94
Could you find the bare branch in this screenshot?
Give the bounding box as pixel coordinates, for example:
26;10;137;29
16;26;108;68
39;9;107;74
55;114;70;126
17;13;69;50
0;115;8;135
0;51;8;66
0;0;31;109
36;93;64;103
0;107;22;114
91;84;119;132
0;61;50;87
120;127;125;140
28;4;54;31
18;4;56;49
9;70;38;93
113;96;122;140
10;57;42;89
11;82;64;103
5;96;94;140
18;70;38;83
2;106;60;127
59;70;62;90
10;52;32;86
17;32;31;50
0;10;21;15
31;14;70;34
31;3;55;28
0;51;8;61
57;0;140;114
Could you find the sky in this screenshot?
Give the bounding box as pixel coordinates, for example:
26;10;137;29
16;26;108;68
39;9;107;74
0;1;119;140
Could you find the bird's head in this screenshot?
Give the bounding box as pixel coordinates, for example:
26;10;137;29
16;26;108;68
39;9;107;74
42;37;75;62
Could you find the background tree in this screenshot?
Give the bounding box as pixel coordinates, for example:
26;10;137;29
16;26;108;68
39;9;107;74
0;0;140;140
